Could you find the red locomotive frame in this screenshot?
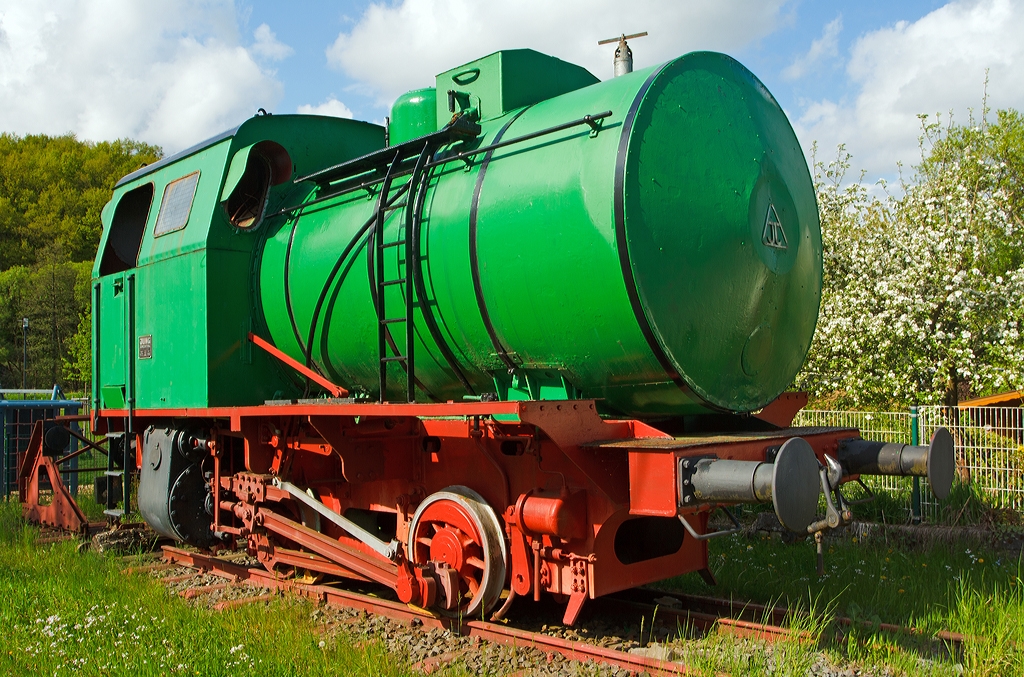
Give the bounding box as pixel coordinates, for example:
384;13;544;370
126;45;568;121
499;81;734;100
76;393;857;625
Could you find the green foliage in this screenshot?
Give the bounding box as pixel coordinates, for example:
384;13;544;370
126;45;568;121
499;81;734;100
0;133;160;391
916;108;1024;276
0;133;161;269
62;307;92;393
665;532;1024;676
798;108;1024;408
0;254;92;390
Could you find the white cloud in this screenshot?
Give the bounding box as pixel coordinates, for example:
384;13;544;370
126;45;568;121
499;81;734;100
325;0;789;107
783;16;841;81
296;98;354;118
0;0;284;153
793;0;1024;180
251;23;293;61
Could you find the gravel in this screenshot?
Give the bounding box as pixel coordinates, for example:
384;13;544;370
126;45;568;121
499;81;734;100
146;557;957;676
309;605;623;676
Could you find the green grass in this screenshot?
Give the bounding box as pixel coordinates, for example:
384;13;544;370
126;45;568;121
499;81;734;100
0;500;437;677
660;531;1024;676
3;494;1022;677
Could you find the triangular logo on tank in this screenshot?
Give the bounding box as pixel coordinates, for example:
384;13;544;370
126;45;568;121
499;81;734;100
761;203;788;250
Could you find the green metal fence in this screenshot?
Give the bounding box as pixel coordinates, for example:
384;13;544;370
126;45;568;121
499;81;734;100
918;406;1023;516
794;406;1024;521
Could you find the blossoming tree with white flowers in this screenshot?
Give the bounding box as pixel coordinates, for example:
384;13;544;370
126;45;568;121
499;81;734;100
797;109;1024;408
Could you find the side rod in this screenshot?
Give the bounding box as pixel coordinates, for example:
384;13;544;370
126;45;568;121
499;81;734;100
272;478;399;560
258;508;398;588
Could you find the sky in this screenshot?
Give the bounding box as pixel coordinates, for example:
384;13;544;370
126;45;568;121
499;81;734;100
1;0;1021;184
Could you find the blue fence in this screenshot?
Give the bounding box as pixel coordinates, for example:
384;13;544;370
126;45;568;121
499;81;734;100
0;387;83;499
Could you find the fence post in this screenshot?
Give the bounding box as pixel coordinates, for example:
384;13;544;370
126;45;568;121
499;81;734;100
910;405;922;524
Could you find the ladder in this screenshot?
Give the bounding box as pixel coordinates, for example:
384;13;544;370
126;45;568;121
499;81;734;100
373;139;449;402
103;432;130;519
294;113;482;403
291;107;612;403
374;149;413;402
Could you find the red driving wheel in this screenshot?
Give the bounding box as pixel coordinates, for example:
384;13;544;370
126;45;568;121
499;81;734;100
408;486;506;616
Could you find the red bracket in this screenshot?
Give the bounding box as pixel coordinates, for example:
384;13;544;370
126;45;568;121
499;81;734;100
505;500;535;599
248;332;349;398
754;391;808;428
18;421;90;534
396;558;438;608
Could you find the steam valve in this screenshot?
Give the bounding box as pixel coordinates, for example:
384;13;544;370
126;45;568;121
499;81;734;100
598;31;648;77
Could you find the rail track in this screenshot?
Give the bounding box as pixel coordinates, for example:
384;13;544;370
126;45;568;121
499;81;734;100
136;546;964;676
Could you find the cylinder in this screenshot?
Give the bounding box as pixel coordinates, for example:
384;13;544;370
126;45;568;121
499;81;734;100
838;427;955;500
681;437;821;532
691;460;773;503
518;492;587;541
257;51;821;415
839;442;925;476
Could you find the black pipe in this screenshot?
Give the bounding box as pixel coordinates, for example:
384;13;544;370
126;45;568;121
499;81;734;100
838;441;927;476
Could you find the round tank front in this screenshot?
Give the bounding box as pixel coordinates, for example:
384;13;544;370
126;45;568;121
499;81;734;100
257;51;822;416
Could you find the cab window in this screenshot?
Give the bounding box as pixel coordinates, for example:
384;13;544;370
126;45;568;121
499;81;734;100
154;171;200;236
99;183;154;275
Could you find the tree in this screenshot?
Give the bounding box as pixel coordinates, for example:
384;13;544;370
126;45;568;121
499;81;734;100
0;133;161;269
0;249;91;391
797;109;1024;408
0;133;161;391
62;310;92;394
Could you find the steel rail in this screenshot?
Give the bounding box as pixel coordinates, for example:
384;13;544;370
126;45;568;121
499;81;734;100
158;547;969;673
611;588;968;651
160;546;695;674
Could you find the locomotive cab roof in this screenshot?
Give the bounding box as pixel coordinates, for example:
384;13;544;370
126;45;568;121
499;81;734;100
95;112;385;278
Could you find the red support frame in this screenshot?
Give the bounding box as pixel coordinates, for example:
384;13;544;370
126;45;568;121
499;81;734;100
95;392;860;624
18;421;91;534
248;332;349;398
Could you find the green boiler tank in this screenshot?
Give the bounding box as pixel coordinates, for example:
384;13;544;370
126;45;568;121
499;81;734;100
256;49;822;416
